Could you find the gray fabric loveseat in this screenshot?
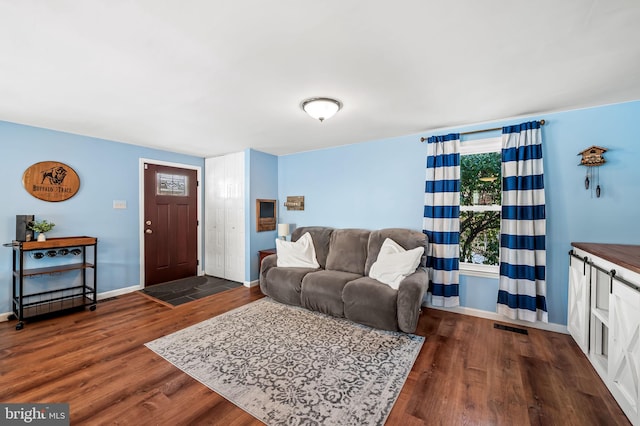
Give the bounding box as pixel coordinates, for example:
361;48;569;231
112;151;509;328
259;226;428;333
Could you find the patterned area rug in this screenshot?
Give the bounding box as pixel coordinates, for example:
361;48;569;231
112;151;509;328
145;298;424;425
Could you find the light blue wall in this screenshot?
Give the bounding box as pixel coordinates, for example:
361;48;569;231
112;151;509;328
247;149;279;281
0;120;204;314
4;100;639;323
278;136;426;229
278;100;640;325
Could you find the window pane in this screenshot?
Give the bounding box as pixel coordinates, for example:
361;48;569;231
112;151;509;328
460;151;501;267
460;152;501;206
157;173;188;196
459;211;500;265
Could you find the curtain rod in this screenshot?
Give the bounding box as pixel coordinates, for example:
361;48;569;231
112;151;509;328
420;119;545;142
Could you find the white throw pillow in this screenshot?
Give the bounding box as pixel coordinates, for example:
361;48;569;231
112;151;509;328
369;238;424;290
275;232;320;268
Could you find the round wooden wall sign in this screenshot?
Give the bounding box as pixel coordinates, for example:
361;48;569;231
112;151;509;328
22;161;80;202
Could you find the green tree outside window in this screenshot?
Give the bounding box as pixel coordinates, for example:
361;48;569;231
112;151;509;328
460;152;501;265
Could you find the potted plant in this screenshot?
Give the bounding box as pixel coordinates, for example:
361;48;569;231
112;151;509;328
28;219;56;242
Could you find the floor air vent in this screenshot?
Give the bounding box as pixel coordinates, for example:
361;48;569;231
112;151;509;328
494;323;528;335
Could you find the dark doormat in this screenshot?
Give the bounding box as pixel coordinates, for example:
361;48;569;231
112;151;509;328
141;275;243;306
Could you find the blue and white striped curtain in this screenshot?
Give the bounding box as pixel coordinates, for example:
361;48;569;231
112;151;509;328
497;121;547;322
423;133;460;308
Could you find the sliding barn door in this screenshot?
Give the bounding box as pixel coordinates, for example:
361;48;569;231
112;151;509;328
567;253;590;354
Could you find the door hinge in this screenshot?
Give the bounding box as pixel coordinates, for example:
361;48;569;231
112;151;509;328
197;259;200;266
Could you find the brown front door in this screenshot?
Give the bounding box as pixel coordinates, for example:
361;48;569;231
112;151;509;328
144;163;198;286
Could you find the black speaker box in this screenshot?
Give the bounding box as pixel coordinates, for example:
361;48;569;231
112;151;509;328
16;215;34;242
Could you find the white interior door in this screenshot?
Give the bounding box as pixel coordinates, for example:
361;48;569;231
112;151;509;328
224;152;245;283
205;156;226;278
204;152;245;283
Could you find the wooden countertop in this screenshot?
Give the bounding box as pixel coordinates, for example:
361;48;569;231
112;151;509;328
572;243;640;275
14;236;97;250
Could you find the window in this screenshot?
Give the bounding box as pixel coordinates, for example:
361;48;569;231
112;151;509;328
157;173;188;196
459;137;501;277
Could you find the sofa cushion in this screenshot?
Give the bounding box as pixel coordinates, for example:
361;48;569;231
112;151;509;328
364;228;427;276
291;227;334;269
263;266;318;307
301;270;361;317
369;238;424;290
343;277;398;331
275;232;319;268
325;229;370;275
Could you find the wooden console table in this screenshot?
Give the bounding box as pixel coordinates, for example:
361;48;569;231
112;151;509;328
8;236;98;330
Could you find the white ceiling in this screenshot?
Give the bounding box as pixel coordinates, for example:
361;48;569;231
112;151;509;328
1;1;640;157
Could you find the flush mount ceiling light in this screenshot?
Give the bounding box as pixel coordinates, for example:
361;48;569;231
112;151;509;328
301;97;342;122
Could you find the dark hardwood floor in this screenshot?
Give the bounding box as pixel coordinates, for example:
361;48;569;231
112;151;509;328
0;286;630;425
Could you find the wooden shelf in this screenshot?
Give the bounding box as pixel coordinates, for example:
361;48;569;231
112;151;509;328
14;263;95;278
592;307;609;327
20;296;94;318
10;236;98;330
17;236;97;250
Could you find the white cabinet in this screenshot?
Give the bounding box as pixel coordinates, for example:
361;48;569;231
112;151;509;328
204;152;245;284
589;264;611;378
569;243;640;426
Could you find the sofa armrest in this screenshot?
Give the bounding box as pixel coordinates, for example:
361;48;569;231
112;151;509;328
259;254;278;295
397;268;428;333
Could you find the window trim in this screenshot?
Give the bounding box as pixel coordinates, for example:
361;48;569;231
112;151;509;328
460;204;501;213
460;136;501;155
459;136;501;278
460;262;500;278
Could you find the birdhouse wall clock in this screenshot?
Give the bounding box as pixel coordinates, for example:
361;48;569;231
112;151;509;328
578;146;607;198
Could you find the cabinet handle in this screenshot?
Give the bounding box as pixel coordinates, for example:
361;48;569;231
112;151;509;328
609;269;616;294
568;250;590;276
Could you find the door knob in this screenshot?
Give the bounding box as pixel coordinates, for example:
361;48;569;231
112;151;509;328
145;229;153;234
146;220;152;225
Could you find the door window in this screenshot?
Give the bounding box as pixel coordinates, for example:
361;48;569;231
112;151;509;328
157;173;188;196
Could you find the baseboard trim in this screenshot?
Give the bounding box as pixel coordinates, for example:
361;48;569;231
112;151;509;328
425;304;568;334
0;284;143;322
98;284;143;300
2;283;566;334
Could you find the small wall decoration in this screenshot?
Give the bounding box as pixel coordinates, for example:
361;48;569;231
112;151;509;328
256;199;277;231
578;146;607;198
284;196;305;211
22;161;80;202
